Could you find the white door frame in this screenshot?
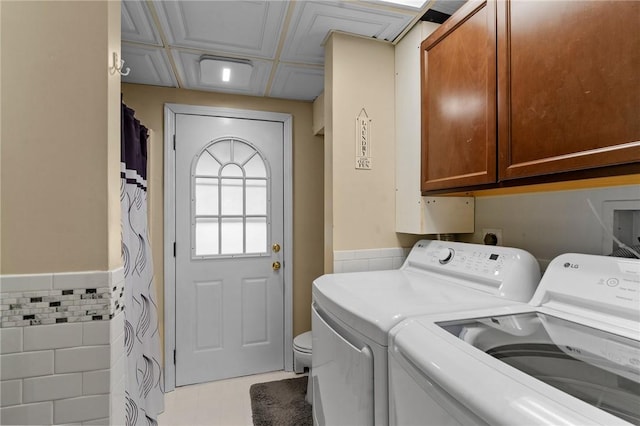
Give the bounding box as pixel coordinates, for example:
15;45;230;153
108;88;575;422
163;103;294;392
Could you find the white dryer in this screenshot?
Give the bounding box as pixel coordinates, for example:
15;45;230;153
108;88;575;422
388;253;640;425
311;240;542;425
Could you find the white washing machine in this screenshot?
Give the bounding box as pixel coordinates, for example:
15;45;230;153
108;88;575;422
388;253;640;425
311;240;542;425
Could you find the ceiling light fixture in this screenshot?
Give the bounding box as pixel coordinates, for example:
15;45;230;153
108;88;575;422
221;68;231;82
199;56;253;88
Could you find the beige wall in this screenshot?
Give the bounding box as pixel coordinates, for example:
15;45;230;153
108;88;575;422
324;32;420;266
1;1;121;274
323;37;335;273
1;2;3;269
106;1;122;272
120;84;325;337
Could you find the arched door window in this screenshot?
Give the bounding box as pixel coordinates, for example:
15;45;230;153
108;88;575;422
193;138;269;257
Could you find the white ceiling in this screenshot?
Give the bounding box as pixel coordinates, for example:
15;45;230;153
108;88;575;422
121;0;465;102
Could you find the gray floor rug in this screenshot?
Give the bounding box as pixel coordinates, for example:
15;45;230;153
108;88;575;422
250;376;312;426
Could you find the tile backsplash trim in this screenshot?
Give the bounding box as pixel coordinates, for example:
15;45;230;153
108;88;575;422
333;247;411;273
0;267;127;425
0;269;124;328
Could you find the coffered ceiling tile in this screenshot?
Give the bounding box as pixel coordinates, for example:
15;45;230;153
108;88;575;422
121;44;178;87
153;0;288;59
281;1;414;64
171;50;272;97
121;1;162;45
360;0;426;11
269;64;324;101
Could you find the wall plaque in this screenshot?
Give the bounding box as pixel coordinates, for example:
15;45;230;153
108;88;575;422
355;108;372;170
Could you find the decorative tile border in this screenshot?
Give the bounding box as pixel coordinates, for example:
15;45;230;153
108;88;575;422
0;269;124;328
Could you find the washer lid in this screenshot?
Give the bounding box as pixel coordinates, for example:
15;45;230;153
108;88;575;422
439;311;640;387
312;269;517;346
390;313;639;426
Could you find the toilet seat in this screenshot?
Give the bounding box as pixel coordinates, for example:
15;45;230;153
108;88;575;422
294;344;312;354
293;331;312;353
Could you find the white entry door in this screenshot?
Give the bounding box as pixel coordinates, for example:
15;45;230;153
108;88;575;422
174;113;284;386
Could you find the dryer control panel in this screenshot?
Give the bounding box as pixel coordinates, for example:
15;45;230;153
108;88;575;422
403;240;541;303
431;245;504;272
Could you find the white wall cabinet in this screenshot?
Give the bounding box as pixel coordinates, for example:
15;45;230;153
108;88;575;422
395;21;474;234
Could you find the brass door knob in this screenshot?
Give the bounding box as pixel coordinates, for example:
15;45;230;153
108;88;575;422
272;261;281;271
272;243;281;253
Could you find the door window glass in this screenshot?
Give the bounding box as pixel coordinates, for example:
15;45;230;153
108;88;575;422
195;178;218;215
244;155;267;178
195;151;220;175
246;180;267;215
246;217;267;254
195;218;219;256
193;139;269;257
220;178;243;215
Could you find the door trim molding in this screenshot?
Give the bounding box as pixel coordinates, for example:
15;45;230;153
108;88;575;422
163;103;294;392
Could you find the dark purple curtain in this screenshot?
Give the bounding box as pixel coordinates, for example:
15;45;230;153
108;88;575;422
121;104;148;186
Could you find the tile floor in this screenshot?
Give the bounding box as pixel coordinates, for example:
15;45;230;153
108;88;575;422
158;370;302;425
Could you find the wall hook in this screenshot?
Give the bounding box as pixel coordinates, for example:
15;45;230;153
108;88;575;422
110;52;130;76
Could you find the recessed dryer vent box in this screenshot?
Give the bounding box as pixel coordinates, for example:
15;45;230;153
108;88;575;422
601;199;640;255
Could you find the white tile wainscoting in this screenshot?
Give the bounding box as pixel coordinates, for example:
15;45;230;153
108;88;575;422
0;269;126;425
333;247;411;273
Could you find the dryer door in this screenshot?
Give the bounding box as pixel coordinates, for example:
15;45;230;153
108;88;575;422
312;303;374;426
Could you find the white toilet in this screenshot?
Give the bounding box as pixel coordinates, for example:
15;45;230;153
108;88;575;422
293;331;312;403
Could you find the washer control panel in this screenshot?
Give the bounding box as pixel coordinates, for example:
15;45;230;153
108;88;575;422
530;253;640;315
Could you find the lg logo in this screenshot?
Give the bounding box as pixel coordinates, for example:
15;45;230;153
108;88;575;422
564;262;579;269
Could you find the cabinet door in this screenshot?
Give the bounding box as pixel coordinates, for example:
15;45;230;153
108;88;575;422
497;0;640;180
421;0;497;192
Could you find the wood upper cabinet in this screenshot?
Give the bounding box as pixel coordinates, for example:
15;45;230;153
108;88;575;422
497;0;640;180
420;0;497;192
421;0;640;193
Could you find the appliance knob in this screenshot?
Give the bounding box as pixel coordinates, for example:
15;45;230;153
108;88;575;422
436;248;454;264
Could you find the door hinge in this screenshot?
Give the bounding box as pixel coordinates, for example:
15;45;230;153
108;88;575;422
173;134;176;150
173;242;176;257
173;349;176;364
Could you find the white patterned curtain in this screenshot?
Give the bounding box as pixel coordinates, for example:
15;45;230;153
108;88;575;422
121;103;164;425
